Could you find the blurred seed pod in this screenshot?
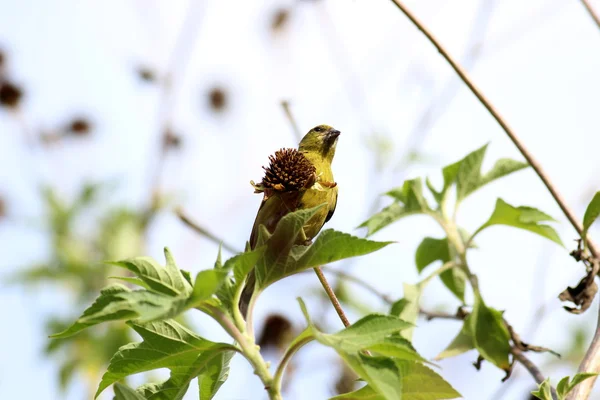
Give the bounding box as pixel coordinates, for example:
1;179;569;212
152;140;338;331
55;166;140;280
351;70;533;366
207;86;228;112
137;66;157;83
271;8;291;32
258;314;294;351
0;80;23;109
162;129;182;151
67;118;92;136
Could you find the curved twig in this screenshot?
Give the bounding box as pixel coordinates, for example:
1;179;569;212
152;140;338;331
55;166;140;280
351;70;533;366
387;0;598;259
580;0;600;30
314;266;351;327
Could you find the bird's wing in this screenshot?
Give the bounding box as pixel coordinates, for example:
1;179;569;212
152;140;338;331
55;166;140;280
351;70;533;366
325;186;338;223
249;191;302;249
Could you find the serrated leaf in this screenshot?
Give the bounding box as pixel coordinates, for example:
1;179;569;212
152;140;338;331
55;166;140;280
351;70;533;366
109;247;192;297
531;378;554;400
470;295;511;370
197;350;235;400
473;198;563;246
255;204;325;287
113;383;146;400
50;284;137;338
395;361;461;400
583;192;600;241
435;316;474;360
359;179;430;236
96;320;236;398
109;276;151;290
390;284;422;340
330;384;384;400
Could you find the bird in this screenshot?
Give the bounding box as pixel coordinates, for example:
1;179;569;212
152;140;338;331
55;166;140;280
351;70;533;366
239;124;340;318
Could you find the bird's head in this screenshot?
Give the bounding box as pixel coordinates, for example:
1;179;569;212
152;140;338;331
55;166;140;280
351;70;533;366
298;124;341;161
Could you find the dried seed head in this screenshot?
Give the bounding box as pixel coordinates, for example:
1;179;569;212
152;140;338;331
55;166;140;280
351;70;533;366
260;148;316;192
162;129;182;150
0;80;23;109
137;67;156;83
68;118;91;135
270;8;290;32
208;87;227;112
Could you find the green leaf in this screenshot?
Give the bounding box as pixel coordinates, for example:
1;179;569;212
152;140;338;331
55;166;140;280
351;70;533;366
531;378;554;400
108;276;151;290
359;178;430;236
390;284;422;340
340;354;403;400
330;385;384;400
470;295;511;370
368;337;429;364
109;247;193;297
50;284;137;338
473;198;563;246
567;372;598;394
428;145;528;203
330;364;461;400
454;144;528;202
415;238;450;273
96;320;236;398
294;229;393;272
197;350;235;400
50;284;190;338
395;361;461;400
556;376;570;398
435;316;474;360
311;314;413;354
192;269;229;303
414;237;465;301
113;383;146;400
583;192;600;241
255;204;325;287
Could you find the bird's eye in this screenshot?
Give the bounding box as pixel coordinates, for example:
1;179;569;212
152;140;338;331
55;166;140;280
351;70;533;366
314;126;323;133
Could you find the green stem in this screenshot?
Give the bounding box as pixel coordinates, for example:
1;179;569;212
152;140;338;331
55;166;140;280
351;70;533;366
418;261;457;287
202;305;282;400
272;335;314;394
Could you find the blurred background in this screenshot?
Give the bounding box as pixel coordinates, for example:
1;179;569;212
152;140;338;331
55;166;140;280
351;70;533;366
1;0;600;399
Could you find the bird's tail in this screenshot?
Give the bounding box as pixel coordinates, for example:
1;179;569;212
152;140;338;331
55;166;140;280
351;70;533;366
238;269;255;318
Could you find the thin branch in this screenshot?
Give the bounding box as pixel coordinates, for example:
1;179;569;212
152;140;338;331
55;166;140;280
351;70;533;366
280;101;302;141
314;266;351;327
175;207;240;254
146;1;204;211
511;348;557;399
388;0;599;259
580;0;600;30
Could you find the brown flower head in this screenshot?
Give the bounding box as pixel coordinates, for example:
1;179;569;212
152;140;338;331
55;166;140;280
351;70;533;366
0;80;23;109
259;148;316;192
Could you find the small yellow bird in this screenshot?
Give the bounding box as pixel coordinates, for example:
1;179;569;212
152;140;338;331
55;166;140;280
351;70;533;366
239;124;340;317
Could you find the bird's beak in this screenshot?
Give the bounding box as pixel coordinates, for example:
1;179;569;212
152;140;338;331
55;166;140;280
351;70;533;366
326;128;341;142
